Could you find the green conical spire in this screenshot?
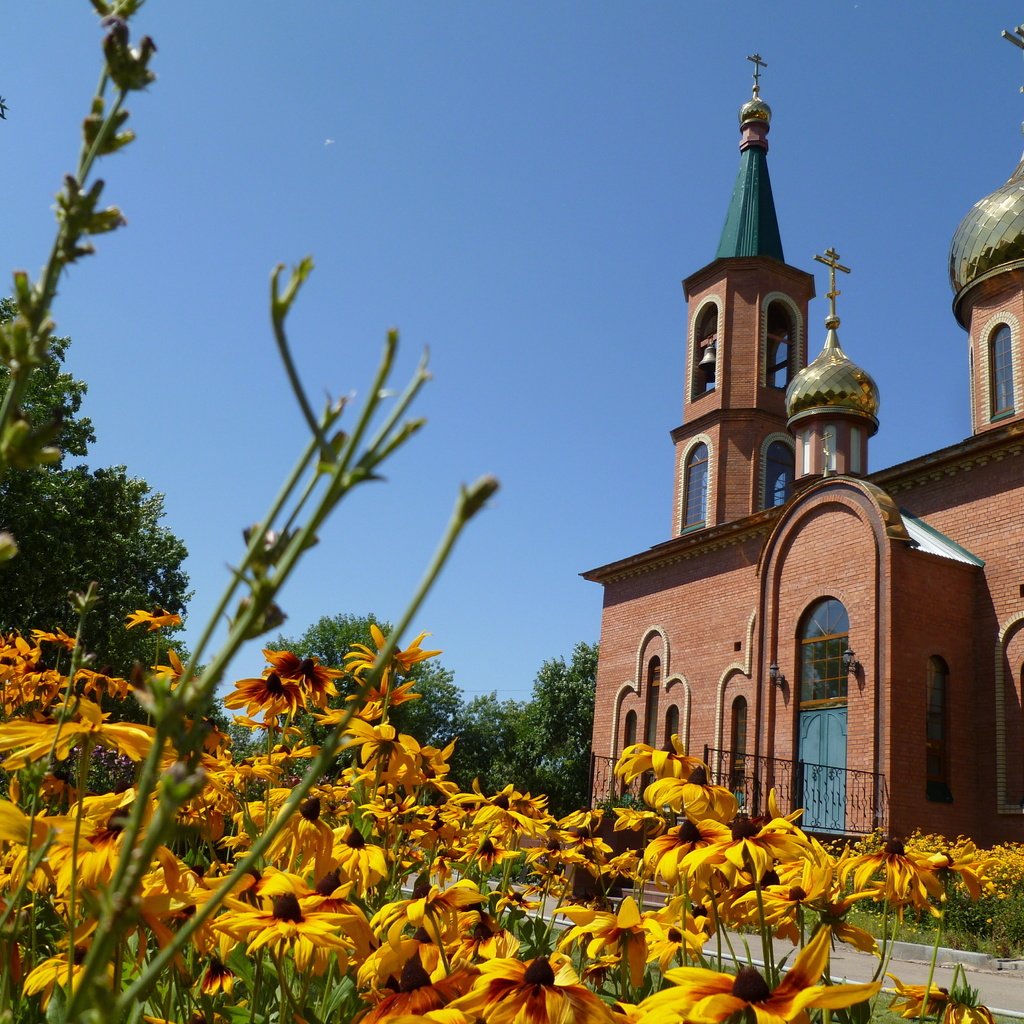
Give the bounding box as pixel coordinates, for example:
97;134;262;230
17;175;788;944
715;69;784;263
716;143;784;262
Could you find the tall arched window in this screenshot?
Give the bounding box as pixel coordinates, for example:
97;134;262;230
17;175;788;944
799;598;850;705
664;704;679;745
693;305;718;396
644;656;661;746
623;709;637;750
991;324;1014;418
683;443;709;532
926;656;952;802
763;440;795;509
729;696;748;790
766;302;794;388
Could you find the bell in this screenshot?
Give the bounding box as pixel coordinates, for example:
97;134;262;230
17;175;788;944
699;341;717;369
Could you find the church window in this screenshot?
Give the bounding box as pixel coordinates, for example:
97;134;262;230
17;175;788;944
692;305;718;397
850;426;862;474
926;656;952;802
683;444;709;531
623;709;637;750
644;656;661;746
766;302;793;388
729;695;747;790
990;324;1014;418
799;598;850;705
763;440;794;508
664;704;679;744
801;431;811;474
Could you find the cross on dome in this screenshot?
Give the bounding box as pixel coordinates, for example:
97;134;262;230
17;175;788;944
813;247;850;328
746;52;767;97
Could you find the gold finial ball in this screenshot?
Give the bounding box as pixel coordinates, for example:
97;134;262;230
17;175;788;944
739;96;772;125
824;314;840;330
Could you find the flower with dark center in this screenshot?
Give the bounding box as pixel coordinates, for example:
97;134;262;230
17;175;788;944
730;815;760;841
265;672;285;696
523;956;555;988
789;885;808;902
732;966;771;1003
272;893;303;923
638;926;879;1022
315;869;341;896
346;828;366;849
688;765;709;786
399;952;433;992
885;838;906;856
300;797;321;822
679;819;702;843
760;869;781;887
668;927;683;943
451;952;612;1023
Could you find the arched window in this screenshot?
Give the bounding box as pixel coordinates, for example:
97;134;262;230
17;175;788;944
664;704;679;745
683;443;709;532
991;324;1014;418
766;302;793;388
623;709;637;750
926;657;952;802
693;305;718;396
799;598;850;705
644;657;661;746
763;440;795;509
729;695;748;790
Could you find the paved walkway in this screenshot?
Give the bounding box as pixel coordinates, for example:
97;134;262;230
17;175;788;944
706;933;1024;1019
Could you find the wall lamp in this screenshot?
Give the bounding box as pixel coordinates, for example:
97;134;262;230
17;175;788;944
768;662;787;688
843;647;860;675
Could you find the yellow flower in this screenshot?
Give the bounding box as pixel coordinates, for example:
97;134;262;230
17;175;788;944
887;974;948;1019
23;947;113;1008
0;799;75;848
616;735;705;784
559;895;649;989
215;891;352;974
0;699;154;768
223;670;306;720
125;607;182;631
640;925;879;1023
644;766;738;823
451;953;615;1024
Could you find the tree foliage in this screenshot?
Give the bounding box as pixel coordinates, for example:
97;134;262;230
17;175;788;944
271;612;597;815
0;299;190;670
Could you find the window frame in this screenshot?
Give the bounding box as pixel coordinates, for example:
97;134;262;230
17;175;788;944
763;439;795;509
682;443;709;532
990;323;1015;420
799;598;850;708
926;656;953;802
765;301;794;389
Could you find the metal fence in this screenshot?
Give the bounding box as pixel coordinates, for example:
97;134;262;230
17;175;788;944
588;748;887;835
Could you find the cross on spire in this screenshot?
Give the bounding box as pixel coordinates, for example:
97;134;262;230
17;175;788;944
1001;25;1024;130
814;247;851;326
747;53;767;97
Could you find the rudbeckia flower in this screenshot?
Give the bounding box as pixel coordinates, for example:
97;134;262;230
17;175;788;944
23;947;113;1009
223;671;305;720
643;816;731;888
356;951;472;1023
843;837;942;913
215;891;352;974
125;607;183;631
262;648;341;707
559;895;649;989
616;736;705;784
451;953;615;1024
639;925;879;1023
887;974;948;1019
332;826;389;894
0;699;154;768
644;766;738;823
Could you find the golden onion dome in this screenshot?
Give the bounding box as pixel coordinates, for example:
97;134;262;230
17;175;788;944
739;95;772;125
949;156;1024;321
785;325;880;430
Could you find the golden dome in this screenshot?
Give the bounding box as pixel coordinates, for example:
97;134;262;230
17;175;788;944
786;328;880;429
949;157;1024;319
739;95;772;125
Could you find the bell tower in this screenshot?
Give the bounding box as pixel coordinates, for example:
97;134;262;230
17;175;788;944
672;57;815;534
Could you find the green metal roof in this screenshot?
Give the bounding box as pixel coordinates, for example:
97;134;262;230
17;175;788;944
716;145;784;262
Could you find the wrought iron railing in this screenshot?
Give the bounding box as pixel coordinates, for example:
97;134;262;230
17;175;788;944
589;753;642;806
704;746;888;835
588;748;887;835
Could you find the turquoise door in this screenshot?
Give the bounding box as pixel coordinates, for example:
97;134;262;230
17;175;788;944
799;706;847;832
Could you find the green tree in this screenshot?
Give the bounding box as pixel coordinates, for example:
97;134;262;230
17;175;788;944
512;641;598;816
447;690;524;794
0;301;190;670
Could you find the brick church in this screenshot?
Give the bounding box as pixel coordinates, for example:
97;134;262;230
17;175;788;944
584;63;1024;846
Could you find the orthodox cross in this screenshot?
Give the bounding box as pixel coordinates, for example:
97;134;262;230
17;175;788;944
1002;24;1024;128
747;53;767;97
0;98;7;121
813;247;851;325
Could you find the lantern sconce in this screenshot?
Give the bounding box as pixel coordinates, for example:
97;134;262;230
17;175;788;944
843;647;861;676
768;661;787;688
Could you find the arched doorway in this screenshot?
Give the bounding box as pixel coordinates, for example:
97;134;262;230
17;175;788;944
798;598;849;832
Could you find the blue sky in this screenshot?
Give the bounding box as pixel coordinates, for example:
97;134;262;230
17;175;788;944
2;3;1023;700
